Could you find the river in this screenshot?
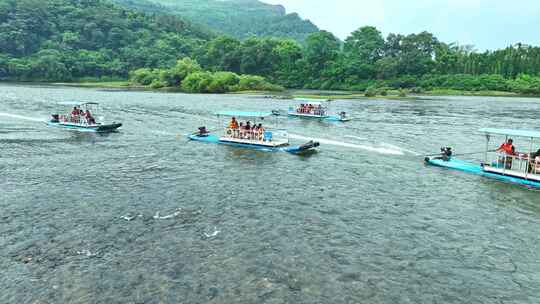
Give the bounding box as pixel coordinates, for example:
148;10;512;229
1;83;540;303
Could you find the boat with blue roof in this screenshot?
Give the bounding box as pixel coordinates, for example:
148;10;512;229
425;128;540;189
48;101;122;133
189;111;320;154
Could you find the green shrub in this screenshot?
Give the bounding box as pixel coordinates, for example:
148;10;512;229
130;68;159;86
410;87;423;94
364;86;378;97
181;71;214;93
150;79;167;89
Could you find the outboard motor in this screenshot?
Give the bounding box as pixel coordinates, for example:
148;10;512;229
299;140;320;151
51;114;60;123
197;126;210;137
440;147;452;161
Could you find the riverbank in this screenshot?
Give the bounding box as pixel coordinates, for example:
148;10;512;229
3;81;536;99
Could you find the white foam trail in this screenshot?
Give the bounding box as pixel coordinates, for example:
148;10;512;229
289;134;404;155
204;227;221;238
379;143;420;156
120;214;142;221
76;249;98;257
151;130;179;136
153;208;182;220
344;135;367;141
0;112;46;122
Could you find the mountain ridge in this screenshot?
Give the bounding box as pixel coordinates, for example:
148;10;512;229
112;0;319;42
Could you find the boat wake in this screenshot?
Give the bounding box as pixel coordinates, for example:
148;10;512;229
153;208;182;220
0;112;46;123
344;135;367;141
204;227;221;238
344;135;420;155
288;134;404;155
379;143;421;156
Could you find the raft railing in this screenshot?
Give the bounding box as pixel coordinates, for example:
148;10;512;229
59;115;96;126
485;152;540;177
223;128;289;143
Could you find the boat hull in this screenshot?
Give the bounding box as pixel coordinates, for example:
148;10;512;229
188;134;319;154
287;112;350;122
425;157;540;188
288;112;330;119
48;121;122;133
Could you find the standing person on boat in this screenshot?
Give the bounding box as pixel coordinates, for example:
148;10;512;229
85;109;95;125
71;107;80;123
497;138;516;169
228;117;239;137
228;117;239;129
257;123;264;141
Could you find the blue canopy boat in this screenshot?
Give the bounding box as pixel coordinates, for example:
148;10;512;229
48;101;122;133
425;128;540;189
188;111;320;154
286;99;352;122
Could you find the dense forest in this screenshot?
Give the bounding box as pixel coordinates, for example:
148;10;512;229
113;0;319;42
0;0;211;81
1;0;540;95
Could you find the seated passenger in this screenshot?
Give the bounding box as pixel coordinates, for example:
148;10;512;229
257;123;264;140
528;148;540;173
238;122;244;138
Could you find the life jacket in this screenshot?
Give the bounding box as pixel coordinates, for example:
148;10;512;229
500;143;514;155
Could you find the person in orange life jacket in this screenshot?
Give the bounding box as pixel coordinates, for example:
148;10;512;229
497;138;516;169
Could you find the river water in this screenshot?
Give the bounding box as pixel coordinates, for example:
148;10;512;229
1;84;540;303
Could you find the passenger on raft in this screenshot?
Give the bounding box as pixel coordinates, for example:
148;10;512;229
71;106;81;123
85;109;96;124
227;119;265;141
497;138;516;169
228;117;239;137
527;148;540;173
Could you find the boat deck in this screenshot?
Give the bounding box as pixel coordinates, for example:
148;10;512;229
288;112;329;119
219;136;288;147
483;165;540;182
426;157;540;188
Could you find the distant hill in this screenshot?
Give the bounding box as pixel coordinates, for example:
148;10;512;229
113;0;319;42
0;0;212;80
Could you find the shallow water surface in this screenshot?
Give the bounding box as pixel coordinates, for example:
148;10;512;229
1;84;540;303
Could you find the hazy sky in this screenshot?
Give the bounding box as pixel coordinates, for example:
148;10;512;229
263;0;540;50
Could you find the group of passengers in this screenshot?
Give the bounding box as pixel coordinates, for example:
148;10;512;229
296;103;326;116
65;106;96;125
227;117;266;141
496;138;540;172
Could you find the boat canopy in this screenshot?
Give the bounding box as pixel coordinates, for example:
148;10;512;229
293;99;325;105
479;128;540;139
58;101;99;106
215;111;273;118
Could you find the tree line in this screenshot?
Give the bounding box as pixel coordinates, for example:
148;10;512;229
1;0;540;95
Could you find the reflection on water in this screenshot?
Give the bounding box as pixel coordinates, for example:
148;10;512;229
2;84;540;303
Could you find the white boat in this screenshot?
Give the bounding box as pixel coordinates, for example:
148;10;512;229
48;101;122;133
287;99;351;122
